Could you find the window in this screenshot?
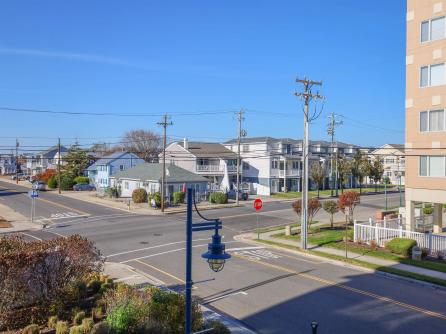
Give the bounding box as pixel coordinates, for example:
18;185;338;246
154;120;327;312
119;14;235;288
292;161;299;169
421;17;446;42
421;63;445;87
242;145;249;152
242;162;249;170
124;181;129;190
271;159;279;169
284;144;291;154
119;165;124;171
420;110;445;132
420;156;446;177
385;158;395;164
420;111;428;131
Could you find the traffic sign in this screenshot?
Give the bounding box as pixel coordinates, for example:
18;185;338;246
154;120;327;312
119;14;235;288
253;198;263;211
28;190;39;198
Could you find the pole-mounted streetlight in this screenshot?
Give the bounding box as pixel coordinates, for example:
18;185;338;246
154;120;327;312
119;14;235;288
185;188;231;334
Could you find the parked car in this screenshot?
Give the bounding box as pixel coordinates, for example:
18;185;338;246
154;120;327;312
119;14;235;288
32;181;46;191
73;183;96;191
227;189;249;201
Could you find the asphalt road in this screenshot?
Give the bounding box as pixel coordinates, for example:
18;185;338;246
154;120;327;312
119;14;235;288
4;186;444;333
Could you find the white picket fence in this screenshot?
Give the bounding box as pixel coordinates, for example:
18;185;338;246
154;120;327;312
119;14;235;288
354;221;446;255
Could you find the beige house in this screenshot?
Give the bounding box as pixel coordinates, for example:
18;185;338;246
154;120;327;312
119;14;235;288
406;0;446;233
369;144;405;186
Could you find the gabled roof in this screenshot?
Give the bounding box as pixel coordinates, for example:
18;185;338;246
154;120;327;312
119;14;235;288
370;144;405;155
38;145;68;157
111;163;209;183
177;142;237;159
87;151;141;171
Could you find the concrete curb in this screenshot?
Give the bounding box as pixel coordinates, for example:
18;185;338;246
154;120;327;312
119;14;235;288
236;233;446;293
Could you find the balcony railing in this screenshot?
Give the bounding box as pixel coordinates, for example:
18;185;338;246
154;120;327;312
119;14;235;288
196;165;223;173
275;169;301;177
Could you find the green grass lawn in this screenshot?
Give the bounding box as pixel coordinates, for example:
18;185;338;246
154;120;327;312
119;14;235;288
271;186;400;199
272;224;353;246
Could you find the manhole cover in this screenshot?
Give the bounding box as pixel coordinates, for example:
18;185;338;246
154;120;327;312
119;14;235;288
140;241;149;245
153;233;162;237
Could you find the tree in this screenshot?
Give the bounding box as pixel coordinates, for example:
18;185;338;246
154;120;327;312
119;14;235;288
351;151;368;194
292;198;321;230
64;145;89;177
122;129;161;162
366;158;384;192
337;157;352;194
337;190;360;223
323;200;339;228
310;162;326;198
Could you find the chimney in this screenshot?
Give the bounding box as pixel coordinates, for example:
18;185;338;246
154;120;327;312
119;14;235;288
183;138;188;150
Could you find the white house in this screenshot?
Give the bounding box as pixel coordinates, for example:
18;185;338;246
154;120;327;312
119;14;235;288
0;154;16;175
25;146;68;176
110;163;209;199
87;151;145;188
368;144;405;186
163;139;238;191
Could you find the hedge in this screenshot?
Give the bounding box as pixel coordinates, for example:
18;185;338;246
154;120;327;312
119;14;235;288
132;189;148;203
385;238;417;257
148;192;161;208
47;176;58;189
73;176;89;185
172;191;185;205
209;192;228;204
60;174;75;191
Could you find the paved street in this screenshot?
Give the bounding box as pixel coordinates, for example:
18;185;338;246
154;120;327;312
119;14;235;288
2;185;445;333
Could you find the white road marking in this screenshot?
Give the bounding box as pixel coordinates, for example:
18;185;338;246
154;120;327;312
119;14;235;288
204;291;248;304
121;241;239;264
44;230;67;238
20;232;42;241
108;238;212;258
226;246;266;252
40;214;90;221
234;249;282;261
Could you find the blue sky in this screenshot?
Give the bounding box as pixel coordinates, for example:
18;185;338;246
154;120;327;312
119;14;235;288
0;0;406;151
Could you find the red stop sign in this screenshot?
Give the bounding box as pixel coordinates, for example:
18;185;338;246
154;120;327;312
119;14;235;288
254;198;263;211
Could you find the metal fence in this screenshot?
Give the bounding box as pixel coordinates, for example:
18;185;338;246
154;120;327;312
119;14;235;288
354;221;446;255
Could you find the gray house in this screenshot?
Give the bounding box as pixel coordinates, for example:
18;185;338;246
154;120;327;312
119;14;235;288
110;163;209;198
25;146;68;176
0;154;16;175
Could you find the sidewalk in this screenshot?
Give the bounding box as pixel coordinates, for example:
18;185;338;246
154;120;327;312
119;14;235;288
104;262;256;334
257;229;446;282
0;202;40;234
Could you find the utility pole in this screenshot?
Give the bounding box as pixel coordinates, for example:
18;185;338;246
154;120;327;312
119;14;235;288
58;138;61;194
327;112;343;197
295;77;324;250
235;109;246;205
15;139;19;184
157;114;173;212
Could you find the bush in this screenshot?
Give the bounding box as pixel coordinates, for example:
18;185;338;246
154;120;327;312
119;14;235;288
48;316;58;329
132;188;148;203
60;173;75;190
82;318;94;333
88;278;102;294
73;176;89;185
22;324;40;334
100;282;114;294
69;325;83;334
206;320;230;334
47;176;58;189
423;207;433;215
106;187;119;198
385;238;417;257
93;307;104;321
56;321;69;334
148;192;161;208
209;192;228;204
172;191;185;205
73;311;85;325
91;322;110;334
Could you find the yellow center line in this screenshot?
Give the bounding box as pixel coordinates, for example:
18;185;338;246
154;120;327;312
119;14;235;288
133;259;186;284
233;253;446;321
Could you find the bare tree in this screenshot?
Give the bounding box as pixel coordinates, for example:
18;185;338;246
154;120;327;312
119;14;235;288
122;129;161;162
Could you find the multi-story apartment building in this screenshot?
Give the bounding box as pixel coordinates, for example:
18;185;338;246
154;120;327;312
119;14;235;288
0;154;17;175
224;137;359;195
406;0;446;232
163;139;238;191
25;146;68;176
369;144;405;186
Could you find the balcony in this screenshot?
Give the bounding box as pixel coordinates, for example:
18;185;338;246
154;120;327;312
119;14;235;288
273;169;302;177
196;165;223;173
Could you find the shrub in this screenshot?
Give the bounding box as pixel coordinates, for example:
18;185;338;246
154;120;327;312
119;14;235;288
60;173;75;190
0;235;102;330
69;325;83;334
106;187;120;198
34;169;57;183
48;316;58;329
132;188;148;203
22;324;40;334
148;192;161;208
73;176;89;185
56;321;69;334
385;238;417;257
88;278;102;294
423;207;433;215
209;192;228;204
67;280;88;302
47;176;58;189
82;318;94;333
172;191;185;205
93;307;104;321
91;322;110;334
73;311;85;325
100;282;113;294
206;320;230;334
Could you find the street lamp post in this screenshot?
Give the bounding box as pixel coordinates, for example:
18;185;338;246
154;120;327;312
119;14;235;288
185;188;231;334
